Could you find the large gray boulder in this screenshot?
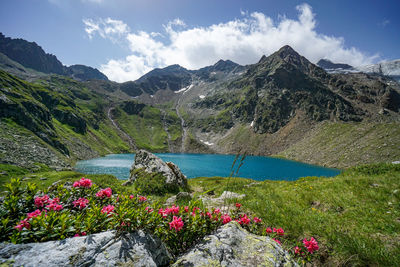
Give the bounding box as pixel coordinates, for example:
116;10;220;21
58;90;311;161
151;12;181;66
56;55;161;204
0;230;171;267
127;149;187;188
172;221;298;267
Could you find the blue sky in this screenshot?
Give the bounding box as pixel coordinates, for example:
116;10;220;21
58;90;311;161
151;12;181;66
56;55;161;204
0;0;399;82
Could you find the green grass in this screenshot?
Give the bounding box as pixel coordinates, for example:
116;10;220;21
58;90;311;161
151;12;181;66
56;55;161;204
189;163;400;266
279;121;400;168
114;106;169;152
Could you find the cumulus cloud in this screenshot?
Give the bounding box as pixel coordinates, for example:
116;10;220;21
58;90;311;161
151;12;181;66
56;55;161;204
85;3;377;82
83;17;130;42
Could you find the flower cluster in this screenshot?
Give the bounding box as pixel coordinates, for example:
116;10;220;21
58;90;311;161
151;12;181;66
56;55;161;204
46;198;63;211
14;209;45;232
34;195;63;211
101;205;115;215
72;198;89;209
221;214;232;224
303;237;319;254
96;188;112;198
73;177;92;188
34;195;49;208
237;214;251;225
159;205;180;217
169;216;184;232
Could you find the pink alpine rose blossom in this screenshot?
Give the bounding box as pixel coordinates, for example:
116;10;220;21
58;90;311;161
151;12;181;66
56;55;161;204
34;195;49;208
101;205;115;215
73;198;89;209
221;214;232;224
73;177;92;188
169;216;184;232
303;237;319;254
96;188;112;198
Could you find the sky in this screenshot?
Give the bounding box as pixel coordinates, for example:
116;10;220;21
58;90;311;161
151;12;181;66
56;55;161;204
0;0;399;82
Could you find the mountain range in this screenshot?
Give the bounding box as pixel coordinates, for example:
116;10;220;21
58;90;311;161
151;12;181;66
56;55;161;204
0;33;399;170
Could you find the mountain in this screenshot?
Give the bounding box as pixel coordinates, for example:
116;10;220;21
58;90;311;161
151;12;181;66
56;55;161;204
194;59;245;81
357;59;400;82
120;64;192;97
317;59;353;71
0;33;108;81
1;36;400;169
67;64;108;81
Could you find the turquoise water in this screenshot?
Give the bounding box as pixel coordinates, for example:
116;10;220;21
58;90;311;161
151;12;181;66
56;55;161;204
74;153;340;181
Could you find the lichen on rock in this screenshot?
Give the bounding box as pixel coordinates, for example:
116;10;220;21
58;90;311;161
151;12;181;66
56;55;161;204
172;221;298;267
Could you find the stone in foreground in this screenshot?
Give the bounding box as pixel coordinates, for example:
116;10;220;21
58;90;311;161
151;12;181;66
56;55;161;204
172;221;298;267
0;230;171;267
127;149;187;189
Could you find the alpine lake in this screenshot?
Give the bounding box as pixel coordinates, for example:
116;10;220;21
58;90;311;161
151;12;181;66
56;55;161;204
74;153;340;181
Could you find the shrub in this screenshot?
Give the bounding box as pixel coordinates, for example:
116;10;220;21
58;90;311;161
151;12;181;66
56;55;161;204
0;178;319;262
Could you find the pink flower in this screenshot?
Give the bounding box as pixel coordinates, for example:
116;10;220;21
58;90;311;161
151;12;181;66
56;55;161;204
45;198;63;211
158;208;168;218
221;214;232;224
101;205;115;215
129;195;134;199
213;208;220;214
14;219;30;231
81;232;87;236
73;177;92;188
169;216;184;232
138;195;147;202
46;203;63;211
184;206;189;212
253;217;262;223
266;227;273;234
73;198;89;209
168;205;179;215
96;188;112;198
294;246;302;255
235;203;242;209
74;233;80;237
273;238;281;245
239;214;251;225
145;206;153;213
303;237;319;254
27;209;42;219
273;227;285;236
34;195;49;208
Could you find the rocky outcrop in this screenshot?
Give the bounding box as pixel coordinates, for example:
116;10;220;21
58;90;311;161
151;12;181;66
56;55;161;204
0;230;172;267
127;149;187;188
173;221;298;267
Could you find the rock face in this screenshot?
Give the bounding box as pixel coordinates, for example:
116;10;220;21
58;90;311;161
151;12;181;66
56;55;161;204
0;230;172;267
173;221;298;267
128;149;187;188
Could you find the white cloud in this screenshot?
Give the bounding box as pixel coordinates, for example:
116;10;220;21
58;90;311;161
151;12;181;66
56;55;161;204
83;17;129;42
87;4;377;82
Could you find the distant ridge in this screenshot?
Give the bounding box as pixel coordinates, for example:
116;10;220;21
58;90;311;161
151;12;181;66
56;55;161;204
0;33;108;81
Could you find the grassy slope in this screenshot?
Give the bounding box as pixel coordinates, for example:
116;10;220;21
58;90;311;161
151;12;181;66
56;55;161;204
0;70;130;166
278;121;400;168
189;163;400;266
113;106;169;152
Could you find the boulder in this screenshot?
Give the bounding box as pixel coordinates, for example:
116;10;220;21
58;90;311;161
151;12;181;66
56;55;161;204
127;150;187;189
0;230;172;267
172;221;298;267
